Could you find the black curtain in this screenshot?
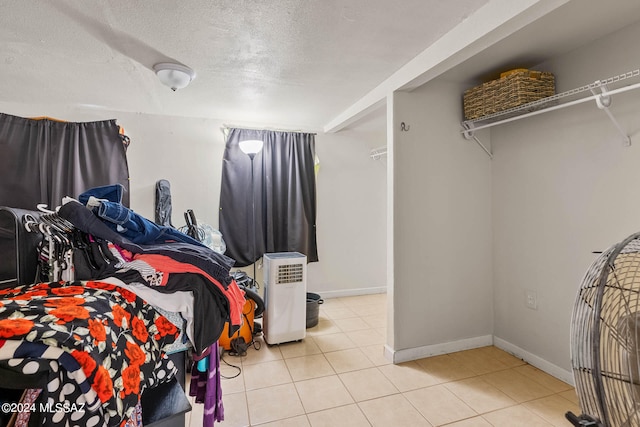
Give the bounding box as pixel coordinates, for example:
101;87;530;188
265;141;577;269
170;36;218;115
0;113;130;209
219;128;318;267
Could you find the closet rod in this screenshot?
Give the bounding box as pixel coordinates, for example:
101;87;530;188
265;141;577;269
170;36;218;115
462;80;640;135
370;146;387;160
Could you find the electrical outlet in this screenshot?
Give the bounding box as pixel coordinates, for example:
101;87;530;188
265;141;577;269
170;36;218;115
525;289;537;310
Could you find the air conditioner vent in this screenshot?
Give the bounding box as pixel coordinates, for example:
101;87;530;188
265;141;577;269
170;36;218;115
276;263;304;284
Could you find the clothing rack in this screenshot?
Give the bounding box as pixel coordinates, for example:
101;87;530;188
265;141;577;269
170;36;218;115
23;210;78;282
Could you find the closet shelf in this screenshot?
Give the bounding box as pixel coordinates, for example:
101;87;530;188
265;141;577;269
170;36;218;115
461;68;640;157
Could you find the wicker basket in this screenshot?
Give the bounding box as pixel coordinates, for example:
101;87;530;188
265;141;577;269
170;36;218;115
463;70;555;120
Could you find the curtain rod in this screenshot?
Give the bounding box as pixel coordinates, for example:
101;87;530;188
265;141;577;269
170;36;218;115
221;124;317;135
30;116;68;122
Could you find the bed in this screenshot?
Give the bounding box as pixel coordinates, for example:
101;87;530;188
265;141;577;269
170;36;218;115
0;192;244;427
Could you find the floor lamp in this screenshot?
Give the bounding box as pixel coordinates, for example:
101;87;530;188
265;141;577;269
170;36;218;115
239;139;264;288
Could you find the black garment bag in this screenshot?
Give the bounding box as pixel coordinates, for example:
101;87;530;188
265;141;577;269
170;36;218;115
0;207;43;287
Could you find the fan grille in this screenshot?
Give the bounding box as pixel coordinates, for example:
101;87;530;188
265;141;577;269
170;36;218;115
571;234;640;426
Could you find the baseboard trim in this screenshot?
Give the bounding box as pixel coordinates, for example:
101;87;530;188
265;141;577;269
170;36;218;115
313;287;387;299
493;337;575;386
388;335;494;364
383;344;395;363
385;335;575;386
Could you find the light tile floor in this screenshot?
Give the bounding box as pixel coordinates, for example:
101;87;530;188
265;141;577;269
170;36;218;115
185;294;579;426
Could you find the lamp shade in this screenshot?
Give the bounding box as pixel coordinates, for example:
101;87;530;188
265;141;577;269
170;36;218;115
239;139;264;157
153;63;196;91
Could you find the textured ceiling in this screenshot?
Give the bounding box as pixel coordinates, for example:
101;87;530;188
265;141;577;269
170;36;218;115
0;0;489;130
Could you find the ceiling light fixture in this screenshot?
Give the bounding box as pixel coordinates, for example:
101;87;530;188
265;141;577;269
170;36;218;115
153;63;196;91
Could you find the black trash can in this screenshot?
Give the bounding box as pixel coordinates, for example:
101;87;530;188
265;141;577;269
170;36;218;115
306;292;323;328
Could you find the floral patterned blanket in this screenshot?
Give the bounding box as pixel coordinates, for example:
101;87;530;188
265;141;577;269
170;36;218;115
0;280;179;426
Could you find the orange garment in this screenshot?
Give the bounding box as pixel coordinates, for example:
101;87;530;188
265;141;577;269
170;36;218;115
132;253;245;327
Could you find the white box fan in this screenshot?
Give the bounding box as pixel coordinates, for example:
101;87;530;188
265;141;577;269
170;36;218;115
263;252;307;345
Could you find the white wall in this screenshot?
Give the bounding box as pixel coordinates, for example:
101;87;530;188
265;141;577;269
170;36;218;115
309;112;388;297
124;114;227;227
390;81;493;360
491;20;640;375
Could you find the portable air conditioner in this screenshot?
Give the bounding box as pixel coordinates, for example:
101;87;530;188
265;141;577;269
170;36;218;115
263;252;307;345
